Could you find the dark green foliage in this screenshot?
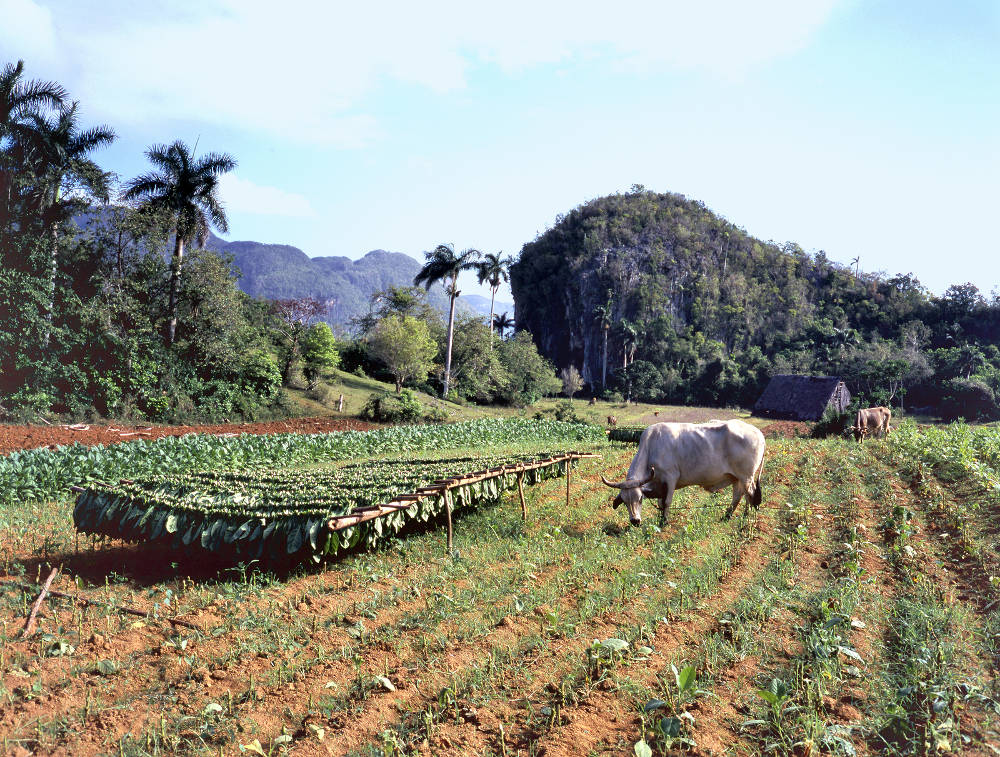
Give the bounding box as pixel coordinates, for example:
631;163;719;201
0;60;287;422
938;377;999;422
512;190;1000;414
360;390;424;423
810;406;852;439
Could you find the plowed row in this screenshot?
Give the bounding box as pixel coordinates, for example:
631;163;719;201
2;435;999;756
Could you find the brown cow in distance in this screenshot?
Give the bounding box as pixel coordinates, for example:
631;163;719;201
607;415;618;428
853;406;891;442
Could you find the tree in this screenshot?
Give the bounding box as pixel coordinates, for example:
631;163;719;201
1;60;67;234
413;243;480;397
29;102;115;345
619;319;638;368
368;314;437;393
559;365;583;402
123;140;236;345
593;292;613;389
272;297;328;384
301;322;339;388
493;311;515;340
496;331;561;406
446;313;507;402
475;251;514;344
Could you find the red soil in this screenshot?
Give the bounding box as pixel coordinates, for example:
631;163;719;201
0;416;377;455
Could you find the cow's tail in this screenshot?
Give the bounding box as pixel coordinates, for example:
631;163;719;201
749;450;765;508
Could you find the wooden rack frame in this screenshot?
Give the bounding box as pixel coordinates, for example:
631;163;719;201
326;451;600;551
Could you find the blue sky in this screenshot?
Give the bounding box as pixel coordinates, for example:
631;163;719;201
2;0;997;301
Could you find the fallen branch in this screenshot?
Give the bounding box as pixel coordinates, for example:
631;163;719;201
2;578;202;632
21;567;58;637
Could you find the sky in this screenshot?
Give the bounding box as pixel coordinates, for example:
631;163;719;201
2;0;998;301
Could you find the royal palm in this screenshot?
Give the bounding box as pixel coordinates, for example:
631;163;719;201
414;243;481;398
475;251;514;345
123;140;236;345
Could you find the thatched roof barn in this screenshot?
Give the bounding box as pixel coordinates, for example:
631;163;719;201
752;375;851;421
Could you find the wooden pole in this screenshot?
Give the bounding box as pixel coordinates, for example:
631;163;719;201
21;567;58;637
517;472;527;521
565;459;572;509
444;488;453;553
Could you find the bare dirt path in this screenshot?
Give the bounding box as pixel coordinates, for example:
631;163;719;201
0;416;376;455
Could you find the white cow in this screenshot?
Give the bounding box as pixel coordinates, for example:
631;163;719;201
601;419;766;525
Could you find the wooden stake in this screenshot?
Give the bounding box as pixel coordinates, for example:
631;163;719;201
21;567;58;637
517;472;527;521
445;488;454;553
565;459;572;509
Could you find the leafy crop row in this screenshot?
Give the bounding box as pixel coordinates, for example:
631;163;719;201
608;426;645;444
73;452;573;561
0;418;604;506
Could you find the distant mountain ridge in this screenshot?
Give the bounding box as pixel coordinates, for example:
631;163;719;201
203;233;496;329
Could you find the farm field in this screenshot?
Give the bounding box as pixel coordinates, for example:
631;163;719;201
1;421;1000;756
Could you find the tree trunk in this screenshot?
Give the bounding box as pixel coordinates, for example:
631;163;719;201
443;280;457;398
601;326;608;389
43;218;59;348
395;376;402;393
488;287;496;347
166;235;185;345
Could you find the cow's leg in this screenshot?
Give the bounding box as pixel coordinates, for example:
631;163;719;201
659;481;676;525
723;481;745;520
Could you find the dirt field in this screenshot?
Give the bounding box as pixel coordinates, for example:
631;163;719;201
2;429;998;756
0;417;377;456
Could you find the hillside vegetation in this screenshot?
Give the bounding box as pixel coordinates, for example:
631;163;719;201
513;188;1000;417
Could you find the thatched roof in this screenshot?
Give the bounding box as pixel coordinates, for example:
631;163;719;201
753;375;851;421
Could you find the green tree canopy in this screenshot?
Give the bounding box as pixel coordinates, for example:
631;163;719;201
368;314;438;393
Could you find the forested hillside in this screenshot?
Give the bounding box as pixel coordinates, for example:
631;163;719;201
512;188;1000;417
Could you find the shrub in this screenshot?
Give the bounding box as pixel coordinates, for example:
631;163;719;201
552;399;582;423
811;406;851;438
360;390;423;423
423;404;449;423
306;383;337;406
939;377;999;422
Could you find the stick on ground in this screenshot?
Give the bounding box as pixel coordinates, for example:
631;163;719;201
21;567;58;637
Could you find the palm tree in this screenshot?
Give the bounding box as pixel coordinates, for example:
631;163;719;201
475;251;514;344
123;140;236;344
493;311;515;340
413;243;481;397
593;291;613;390
619;319;638;369
30;102;115;345
1;59;68;233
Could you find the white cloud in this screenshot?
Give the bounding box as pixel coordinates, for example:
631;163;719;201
219;174;316;218
12;0;842;144
0;0;58;64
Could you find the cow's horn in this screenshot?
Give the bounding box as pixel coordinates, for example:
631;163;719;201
600;467;655;490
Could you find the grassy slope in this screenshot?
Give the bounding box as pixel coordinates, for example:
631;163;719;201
291;367;761;428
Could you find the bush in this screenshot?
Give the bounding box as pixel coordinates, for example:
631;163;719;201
360;390;424;423
552;399;582;423
939;377;999;422
423;404;449;423
306;382;337;406
811;406;851;438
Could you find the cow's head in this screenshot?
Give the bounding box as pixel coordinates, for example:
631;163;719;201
601;466;655;526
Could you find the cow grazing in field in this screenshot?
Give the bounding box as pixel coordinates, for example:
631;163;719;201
601;419;766;526
853;406;891;442
607;415;618;428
